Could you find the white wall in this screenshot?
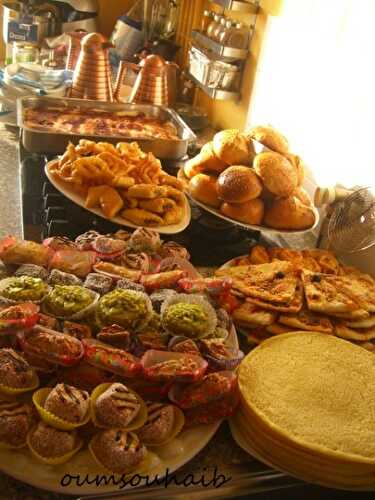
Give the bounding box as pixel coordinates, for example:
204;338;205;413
248;0;375;273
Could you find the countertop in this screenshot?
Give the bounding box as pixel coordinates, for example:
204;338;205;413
0;124;22;238
0;126;373;500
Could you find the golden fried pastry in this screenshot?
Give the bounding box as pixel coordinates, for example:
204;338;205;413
264;196;315;230
158;173;184;191
249;245;271;264
162;205;184;225
127;184;166;199
99;187;124;218
189;174;220;208
121;192;138;209
121;208;164;226
85;185;108;209
213;129;254;166
164;186;185;206
254;152;298;197
220;198;264;225
217;166;263;203
139;198;176;214
245;125;289;154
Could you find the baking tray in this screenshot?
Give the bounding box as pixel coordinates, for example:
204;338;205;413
17;97;196;159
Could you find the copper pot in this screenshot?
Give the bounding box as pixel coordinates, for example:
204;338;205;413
68;33;115;102
114;54;178;107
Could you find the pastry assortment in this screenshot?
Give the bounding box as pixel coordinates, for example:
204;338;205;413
24;107;179;141
0;228;241;473
217;245;375;353
232;333;375;489
184;126;316;231
47;140;187;227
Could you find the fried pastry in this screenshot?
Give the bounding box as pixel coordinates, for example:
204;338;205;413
44;383;90;423
232;302;278;327
127;184;166;199
121;208;164;226
139;197;176;214
162;205;183;225
100;187;124;218
279;310;333;334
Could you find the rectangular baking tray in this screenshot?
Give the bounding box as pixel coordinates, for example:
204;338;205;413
17;96;196;159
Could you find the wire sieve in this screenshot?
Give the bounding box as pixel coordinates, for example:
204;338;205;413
327;187;375;253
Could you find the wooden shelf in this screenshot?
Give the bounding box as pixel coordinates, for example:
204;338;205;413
209;0;259;13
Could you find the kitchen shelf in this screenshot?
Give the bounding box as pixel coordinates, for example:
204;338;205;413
188;72;240;101
191;30;249;60
209;0;259;13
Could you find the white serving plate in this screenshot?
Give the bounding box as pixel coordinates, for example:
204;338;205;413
0;423;221;495
187;193;319;236
45;161;191;235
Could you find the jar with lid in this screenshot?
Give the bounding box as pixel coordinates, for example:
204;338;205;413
206;14;222;39
212;17;227;42
226;22;249;49
201;10;214;35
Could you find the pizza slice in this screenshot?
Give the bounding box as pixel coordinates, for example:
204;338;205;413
245;281;304;313
301;270;366;316
232;301;278;328
278;309;333;334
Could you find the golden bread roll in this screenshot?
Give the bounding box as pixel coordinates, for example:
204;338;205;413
189;173;221;208
217;166;263;203
293;186;312;207
284;153;305;186
213;129;254;166
245;125;289;154
254;152;298;197
264;196;315;230
184;142;227;179
220;198;264;225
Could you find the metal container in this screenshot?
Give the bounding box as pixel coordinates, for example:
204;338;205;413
18;96;196;159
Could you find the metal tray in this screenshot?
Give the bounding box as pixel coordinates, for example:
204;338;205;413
17;97;196;159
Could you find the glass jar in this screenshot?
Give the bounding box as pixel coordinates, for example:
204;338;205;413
226;22;249;49
219;20;235;46
12;43;39;64
212;17;227;42
206;14;222;39
201;10;214;35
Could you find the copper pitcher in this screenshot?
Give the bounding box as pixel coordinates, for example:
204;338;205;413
69;33;115;102
114;54;178;107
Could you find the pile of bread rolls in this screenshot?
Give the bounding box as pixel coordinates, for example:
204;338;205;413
181;126;315;230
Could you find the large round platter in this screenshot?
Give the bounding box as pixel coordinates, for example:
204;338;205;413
0;422;221;495
187;192;319;236
45;161;191;234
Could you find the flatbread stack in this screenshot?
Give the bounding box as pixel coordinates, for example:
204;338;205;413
216;247;375;353
230;332;375;489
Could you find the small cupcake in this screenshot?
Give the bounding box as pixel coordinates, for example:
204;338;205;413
92;383;146;431
89;429;146;474
137;402;184;446
33;383;90;430
97;289;152;330
48;269;82;287
0;348;38;394
161;294;217;339
0;402;34;448
14;264;48;281
84;273;113;295
27;421;82;465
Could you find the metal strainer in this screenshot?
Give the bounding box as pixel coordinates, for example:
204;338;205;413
327;187;375;253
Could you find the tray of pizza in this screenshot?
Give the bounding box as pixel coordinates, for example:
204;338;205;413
18;97;196;159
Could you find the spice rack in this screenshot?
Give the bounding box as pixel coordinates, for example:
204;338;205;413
209;0;259;13
191;30;249;60
188;1;259;101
